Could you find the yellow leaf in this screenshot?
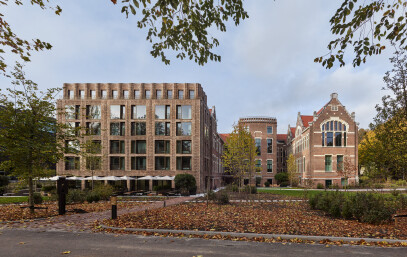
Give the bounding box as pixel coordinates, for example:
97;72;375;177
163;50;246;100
62;251;71;254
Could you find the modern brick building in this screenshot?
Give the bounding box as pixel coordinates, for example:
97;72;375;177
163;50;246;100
56;83;222;193
238;117;278;186
286;93;358;188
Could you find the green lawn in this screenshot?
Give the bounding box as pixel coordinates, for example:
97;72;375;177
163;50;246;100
257;188;319;198
0;196;50;204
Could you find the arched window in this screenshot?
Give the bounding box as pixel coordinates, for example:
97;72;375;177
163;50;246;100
321;120;347;147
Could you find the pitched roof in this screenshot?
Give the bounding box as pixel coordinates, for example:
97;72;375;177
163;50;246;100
290;127;296;136
301;115;314;128
219;133;230;143
277;134;287;142
209;109;212;114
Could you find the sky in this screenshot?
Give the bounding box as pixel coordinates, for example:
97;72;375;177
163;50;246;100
0;0;394;134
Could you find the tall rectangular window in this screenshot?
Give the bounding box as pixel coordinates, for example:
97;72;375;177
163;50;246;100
189;90;195;99
156;90;162;99
255;160;261;170
86;105;101;119
131;157;146;170
176;140;192;154
337;155;344;172
178;90;184;99
155;140;170;154
65;105;79;120
267;160;273;173
267;139;272;153
110;122;125;136
131;140;146;154
255;138;261;156
334;121;338;131
335;132;342;146
66;122;80;136
110;140;125;154
110;157;125;170
65;157;80;170
176;157;191;170
145;90;151;99
112;90;118;99
167;90;173;99
267;126;273;134
134;90;140;99
65;140;79;154
155;122;170;136
110;105;125;119
131;122;146;135
67;90;74;99
155;105;170;119
325;155;332;172
90;90;96;99
131;105;146;119
155;157;170;170
123;90;129;99
344;132;347;146
79;90;84;99
176;105;191;119
101;90;107;99
176;122;191;136
326;132;333;146
86;122;101;135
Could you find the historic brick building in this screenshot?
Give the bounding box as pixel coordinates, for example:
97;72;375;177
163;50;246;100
239;117;278;186
56;83;222;193
287;93;358;188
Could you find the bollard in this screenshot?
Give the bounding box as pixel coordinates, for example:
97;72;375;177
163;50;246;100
163;200;166;207
111;195;117;219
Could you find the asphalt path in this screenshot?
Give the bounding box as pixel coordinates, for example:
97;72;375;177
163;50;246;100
1;229;406;257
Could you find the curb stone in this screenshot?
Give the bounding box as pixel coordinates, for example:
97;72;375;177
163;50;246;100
99;225;407;244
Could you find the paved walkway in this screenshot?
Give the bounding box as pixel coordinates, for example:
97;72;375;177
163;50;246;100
0;196;196;233
185;199;304;203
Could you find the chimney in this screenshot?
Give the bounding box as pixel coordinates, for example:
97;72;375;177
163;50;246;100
331;93;338;99
313;111;317;121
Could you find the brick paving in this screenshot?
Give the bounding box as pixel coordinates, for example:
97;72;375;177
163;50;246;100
0;196;196;233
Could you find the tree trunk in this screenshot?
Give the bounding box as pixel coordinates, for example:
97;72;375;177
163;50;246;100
28;176;34;213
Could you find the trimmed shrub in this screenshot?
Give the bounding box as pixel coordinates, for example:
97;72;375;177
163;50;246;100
86;191;101;203
94;185;113;200
32;192;43;204
279;181;289;187
67;189;86;204
207;190;217;201
264;181;270;187
308;191;403;224
175;174;197;196
317;183;324;189
274;173;289;184
216;191;229;205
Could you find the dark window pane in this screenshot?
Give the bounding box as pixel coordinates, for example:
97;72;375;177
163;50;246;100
322;132;325;146
155;157;170;170
335;132;342;146
326;132;333;146
325;155;332;171
176;157;191;170
255;138;261;155
87;122;101;135
267;139;272;153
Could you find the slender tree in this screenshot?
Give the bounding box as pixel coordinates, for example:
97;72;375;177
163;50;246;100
0;63;69;211
79;139;103;191
286;154;297;186
222;123;256;189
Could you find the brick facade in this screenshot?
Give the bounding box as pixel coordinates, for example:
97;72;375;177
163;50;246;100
56;83;222;193
287;93;359;188
239;117;278;186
